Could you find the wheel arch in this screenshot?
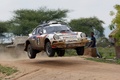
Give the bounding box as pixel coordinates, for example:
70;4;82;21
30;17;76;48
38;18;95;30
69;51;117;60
44;38;51;51
24;40;30;51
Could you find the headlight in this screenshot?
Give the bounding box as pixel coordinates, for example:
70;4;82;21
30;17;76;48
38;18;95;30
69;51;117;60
80;33;86;37
53;34;60;40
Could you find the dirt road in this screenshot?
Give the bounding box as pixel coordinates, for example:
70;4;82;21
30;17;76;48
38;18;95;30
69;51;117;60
0;56;120;80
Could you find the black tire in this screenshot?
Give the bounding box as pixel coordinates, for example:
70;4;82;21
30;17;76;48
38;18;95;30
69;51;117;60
27;44;37;59
45;42;55;57
57;50;65;57
76;47;84;55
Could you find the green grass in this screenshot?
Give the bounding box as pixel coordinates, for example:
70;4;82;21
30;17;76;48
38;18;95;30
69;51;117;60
65;49;77;56
0;77;2;80
0;64;18;76
64;47;119;64
64;47;116;59
85;47;120;64
86;58;120;64
98;47;116;59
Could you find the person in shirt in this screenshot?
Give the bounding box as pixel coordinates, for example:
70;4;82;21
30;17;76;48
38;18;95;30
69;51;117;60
88;32;102;58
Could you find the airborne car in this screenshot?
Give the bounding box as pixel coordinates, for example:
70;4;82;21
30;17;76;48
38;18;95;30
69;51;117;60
24;21;89;59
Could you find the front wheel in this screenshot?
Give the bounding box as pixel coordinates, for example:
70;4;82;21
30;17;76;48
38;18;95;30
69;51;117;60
27;44;37;59
45;42;55;57
76;47;84;55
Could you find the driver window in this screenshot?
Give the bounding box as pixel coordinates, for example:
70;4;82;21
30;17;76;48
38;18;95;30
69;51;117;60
37;28;43;35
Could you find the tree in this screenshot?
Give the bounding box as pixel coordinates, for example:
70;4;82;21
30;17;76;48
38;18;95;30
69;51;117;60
110;5;120;42
109;4;120;59
69;17;105;37
0;21;8;33
112;5;120;27
11;7;69;35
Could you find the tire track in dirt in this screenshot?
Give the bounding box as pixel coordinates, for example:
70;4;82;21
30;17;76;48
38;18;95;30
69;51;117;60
14;69;40;80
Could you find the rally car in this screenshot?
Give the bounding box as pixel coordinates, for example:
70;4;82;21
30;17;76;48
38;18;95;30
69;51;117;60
24;21;89;59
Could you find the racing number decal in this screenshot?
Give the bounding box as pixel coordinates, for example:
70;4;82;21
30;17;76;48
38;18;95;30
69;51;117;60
37;38;40;45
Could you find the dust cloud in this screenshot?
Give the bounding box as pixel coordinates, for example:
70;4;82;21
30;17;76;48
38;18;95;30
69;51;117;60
0;44;48;61
0;44;28;61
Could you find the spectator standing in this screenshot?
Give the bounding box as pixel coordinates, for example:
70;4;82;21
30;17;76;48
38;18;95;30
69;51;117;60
88;32;102;58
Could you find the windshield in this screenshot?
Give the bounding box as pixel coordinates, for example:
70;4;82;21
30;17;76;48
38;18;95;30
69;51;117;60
44;25;72;34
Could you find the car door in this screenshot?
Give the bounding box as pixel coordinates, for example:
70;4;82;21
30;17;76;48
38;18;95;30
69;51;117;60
33;26;46;50
35;27;43;49
30;26;47;50
36;27;48;50
29;28;38;49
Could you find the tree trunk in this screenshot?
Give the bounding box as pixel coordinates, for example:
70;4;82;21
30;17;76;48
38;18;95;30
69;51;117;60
115;46;120;59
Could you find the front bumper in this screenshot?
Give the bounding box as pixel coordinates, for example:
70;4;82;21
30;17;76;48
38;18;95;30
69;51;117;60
51;39;89;49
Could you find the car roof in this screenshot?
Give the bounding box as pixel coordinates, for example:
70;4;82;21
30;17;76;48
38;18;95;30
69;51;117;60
32;21;70;32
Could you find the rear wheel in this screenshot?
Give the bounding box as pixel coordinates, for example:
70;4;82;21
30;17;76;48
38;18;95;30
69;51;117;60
76;47;84;55
45;42;55;57
27;44;37;59
57;50;65;57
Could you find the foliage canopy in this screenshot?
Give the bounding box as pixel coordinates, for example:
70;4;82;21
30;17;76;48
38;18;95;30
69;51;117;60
11;7;69;35
0;22;8;33
69;17;104;37
110;5;120;45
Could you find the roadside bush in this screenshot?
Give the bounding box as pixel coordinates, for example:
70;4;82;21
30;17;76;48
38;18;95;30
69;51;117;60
98;47;115;59
97;37;111;47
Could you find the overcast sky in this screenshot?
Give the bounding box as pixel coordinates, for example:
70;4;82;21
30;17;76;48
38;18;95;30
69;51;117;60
0;0;120;37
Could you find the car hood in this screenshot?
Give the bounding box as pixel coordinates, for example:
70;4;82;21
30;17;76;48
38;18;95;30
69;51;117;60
46;32;86;41
54;32;79;40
